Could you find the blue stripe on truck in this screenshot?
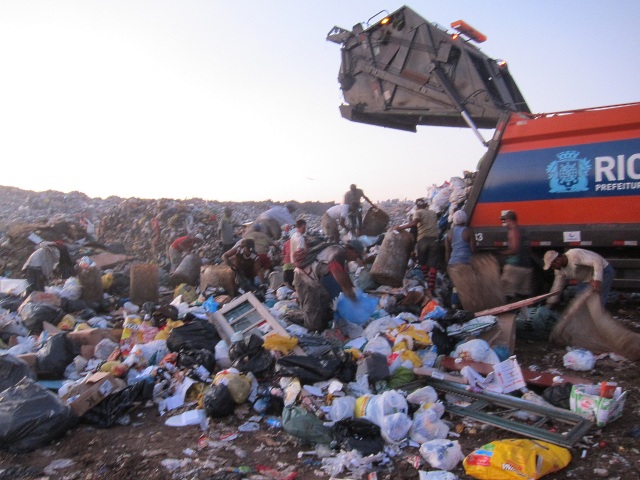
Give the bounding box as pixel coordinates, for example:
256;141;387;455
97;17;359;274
478;138;640;203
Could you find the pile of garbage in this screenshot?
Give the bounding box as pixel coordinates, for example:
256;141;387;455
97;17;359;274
0;183;634;478
0;250;628;479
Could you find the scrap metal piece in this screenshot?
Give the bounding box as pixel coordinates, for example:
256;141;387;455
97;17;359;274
423;377;593;447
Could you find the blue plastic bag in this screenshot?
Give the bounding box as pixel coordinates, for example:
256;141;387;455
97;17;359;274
203;296;219;313
336;290;378;325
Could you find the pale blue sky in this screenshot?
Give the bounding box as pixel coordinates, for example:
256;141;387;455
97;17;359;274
1;1;638;203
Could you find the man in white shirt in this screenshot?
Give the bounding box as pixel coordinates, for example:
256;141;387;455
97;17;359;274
22;242;61;295
289;218;307;267
321;204;348;243
544;248;614;307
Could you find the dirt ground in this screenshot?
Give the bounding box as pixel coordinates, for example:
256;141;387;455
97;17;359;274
1;296;640;480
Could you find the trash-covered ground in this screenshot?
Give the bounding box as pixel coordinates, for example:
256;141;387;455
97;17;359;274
1;185;640;480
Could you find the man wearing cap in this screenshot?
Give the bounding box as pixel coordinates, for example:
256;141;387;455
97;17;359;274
498;210;534;301
293;240;364;332
395;198;440;292
543;249;614;307
168;234;204;273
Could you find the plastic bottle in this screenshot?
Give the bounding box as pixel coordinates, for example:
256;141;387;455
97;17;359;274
265;417;282;429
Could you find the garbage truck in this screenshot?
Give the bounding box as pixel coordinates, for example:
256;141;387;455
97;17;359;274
327;5;640;289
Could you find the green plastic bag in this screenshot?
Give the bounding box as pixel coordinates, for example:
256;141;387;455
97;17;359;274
281;406;332;444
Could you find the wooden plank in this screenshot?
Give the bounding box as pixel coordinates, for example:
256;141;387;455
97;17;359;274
474;290;562;317
90;252;136;269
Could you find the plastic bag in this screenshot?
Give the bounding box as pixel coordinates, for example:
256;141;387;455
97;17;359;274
59;277;82;301
452;339;500;364
203;384;236;418
419;439;465;471
282;405;332;444
213;370;251;404
18;302;64;334
336;290;378;325
388;366;415;390
214;340;231;369
94;338;120;360
82;380;153;428
329;396;357;422
355;390;408;427
0;354;36;391
363;335;392;357
166;319;220;354
380;411;412;444
410;415;450;444
463;439;571;479
276;354;341;384
332;417;385;456
36;333;77;379
263;333;299;354
406;386;438;405
0;310;29;336
562;348;595;371
230;334;274;379
0;378;76;453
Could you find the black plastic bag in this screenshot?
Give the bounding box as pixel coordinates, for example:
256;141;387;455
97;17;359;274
228;333;264;361
276;354;341;384
166;319;220;354
429;322;457;356
81;380;153;428
178;348;217;373
203;384;235;418
356;352;389;383
36;333;77;379
18;302;64;334
0;378;77;453
542;383;574;410
253;385;284;416
332;418;385;456
229;334;274;379
0;354;36;391
0;293;23;312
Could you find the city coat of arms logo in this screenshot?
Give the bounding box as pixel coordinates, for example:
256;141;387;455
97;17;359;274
546;150;591;193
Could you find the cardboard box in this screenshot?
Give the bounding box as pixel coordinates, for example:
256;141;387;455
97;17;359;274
62;372;126;417
570;384;627;427
67;328;123;346
16;353;38;370
18;291;62;310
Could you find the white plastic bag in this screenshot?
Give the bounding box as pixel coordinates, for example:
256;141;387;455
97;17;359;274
419;439;464;471
215;340;231;369
59;277;82;300
406;386;438;405
329;396;356;422
410;415;450;444
363;335;392;357
355;390;408;427
94;338;119;360
563;348;595;371
452;339;500;364
381;412;412;444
